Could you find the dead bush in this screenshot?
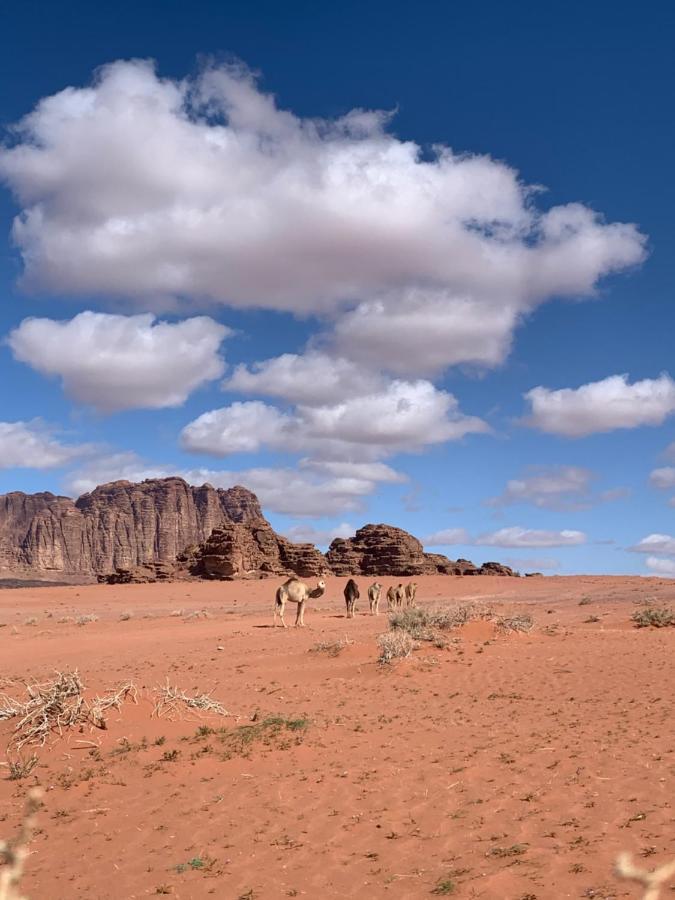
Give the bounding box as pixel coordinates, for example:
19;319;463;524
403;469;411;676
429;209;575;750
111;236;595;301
378;631;416;664
631;606;675;628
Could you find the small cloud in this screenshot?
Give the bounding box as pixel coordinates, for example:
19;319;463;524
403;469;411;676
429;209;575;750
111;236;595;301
475;526;586;548
504;557;560;571
645;556;675;577
282;522;355;546
628;533;675;556
422;528;470;547
649;467;675;490
0;419;93;470
523;373;675;437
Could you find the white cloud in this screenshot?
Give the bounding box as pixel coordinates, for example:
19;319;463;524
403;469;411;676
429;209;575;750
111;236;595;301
62;453;390;517
180;401;292;455
504;557;560;571
475;526;586;548
645;557;675;577
225;353;383;406
332;290;520;376
181;380;488;459
649;467;675;490
282;522;355;546
0;420;91;469
0;59;645;378
486;465;629;510
629;533;675;556
487;465;593;510
423;528;470;546
8;311;228;412
300;459;405;483
524;374;675;437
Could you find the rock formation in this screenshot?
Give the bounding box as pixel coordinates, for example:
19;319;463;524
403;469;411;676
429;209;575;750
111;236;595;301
0;478;297;580
326;524;456;576
1;479;519;582
188;523;326;580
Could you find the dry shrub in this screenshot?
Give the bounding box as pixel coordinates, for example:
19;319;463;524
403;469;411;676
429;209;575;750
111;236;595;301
0;788;42;900
495;614;534;633
378;631;416;664
153;680;229;719
309;638;351;657
1;672;137;749
631;606;675;628
75;614;98;626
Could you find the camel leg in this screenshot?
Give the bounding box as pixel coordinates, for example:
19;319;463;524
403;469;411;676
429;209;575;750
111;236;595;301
276;598;287;628
295;599;306;627
374;598;379;615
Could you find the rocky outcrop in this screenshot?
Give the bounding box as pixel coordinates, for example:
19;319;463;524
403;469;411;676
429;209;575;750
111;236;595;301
325;525;519;577
476;561;517;577
0;478;273;579
326;524;457;576
190;523;327;580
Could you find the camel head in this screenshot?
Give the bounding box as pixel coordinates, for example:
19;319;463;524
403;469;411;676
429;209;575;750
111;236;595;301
309;578;326;599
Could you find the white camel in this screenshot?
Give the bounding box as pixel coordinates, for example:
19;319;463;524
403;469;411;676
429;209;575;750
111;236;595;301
367;582;382;615
274;577;326;628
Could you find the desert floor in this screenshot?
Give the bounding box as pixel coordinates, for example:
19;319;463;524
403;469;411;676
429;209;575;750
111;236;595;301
2;575;675;899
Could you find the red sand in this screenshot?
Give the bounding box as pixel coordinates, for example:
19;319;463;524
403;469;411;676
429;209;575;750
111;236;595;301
2;575;675;899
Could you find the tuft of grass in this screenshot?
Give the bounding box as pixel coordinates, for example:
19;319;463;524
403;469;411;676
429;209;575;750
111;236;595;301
22;618;38;627
76;614;98;626
309;638;349;657
119;612;133;622
487;843;528;858
632;606;675;628
431;876;456;894
4;754;38;781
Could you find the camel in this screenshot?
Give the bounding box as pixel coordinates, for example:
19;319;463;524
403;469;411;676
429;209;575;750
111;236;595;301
274;577;326;628
386;585;398;609
395;583;405;609
344;578;360;619
367;582;382;615
405;582;418;607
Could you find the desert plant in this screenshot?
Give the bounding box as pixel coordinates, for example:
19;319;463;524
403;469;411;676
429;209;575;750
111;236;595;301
378;631;416;664
4;756;38;782
76;614;98;626
631;606;675;628
309;638;349;657
495;614;534;633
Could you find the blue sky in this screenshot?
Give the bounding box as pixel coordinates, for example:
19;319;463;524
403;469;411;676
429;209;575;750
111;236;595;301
1;0;674;574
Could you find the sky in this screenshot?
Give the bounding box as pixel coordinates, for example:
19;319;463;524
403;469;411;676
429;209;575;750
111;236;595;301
1;0;674;575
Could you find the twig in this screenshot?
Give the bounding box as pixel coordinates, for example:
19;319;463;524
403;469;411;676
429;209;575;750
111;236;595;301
616;853;675;900
0;787;42;900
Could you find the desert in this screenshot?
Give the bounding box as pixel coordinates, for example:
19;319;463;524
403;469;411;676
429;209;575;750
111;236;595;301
3;573;675;899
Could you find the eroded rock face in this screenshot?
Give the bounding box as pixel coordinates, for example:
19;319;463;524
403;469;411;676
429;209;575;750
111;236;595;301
0;478;268;579
326;524;457;576
191;523;327;580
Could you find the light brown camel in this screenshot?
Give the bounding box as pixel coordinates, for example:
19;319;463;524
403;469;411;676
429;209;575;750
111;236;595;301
367;582;382;615
386;585;397;609
274;577;326;628
405;582;418;607
344;578;360;618
394;583;405;609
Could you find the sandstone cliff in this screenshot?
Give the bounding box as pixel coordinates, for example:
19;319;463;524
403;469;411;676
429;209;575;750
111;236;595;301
0;478;268;579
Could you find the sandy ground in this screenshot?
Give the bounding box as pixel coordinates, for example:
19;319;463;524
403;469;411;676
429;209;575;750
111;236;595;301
2;574;675;899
